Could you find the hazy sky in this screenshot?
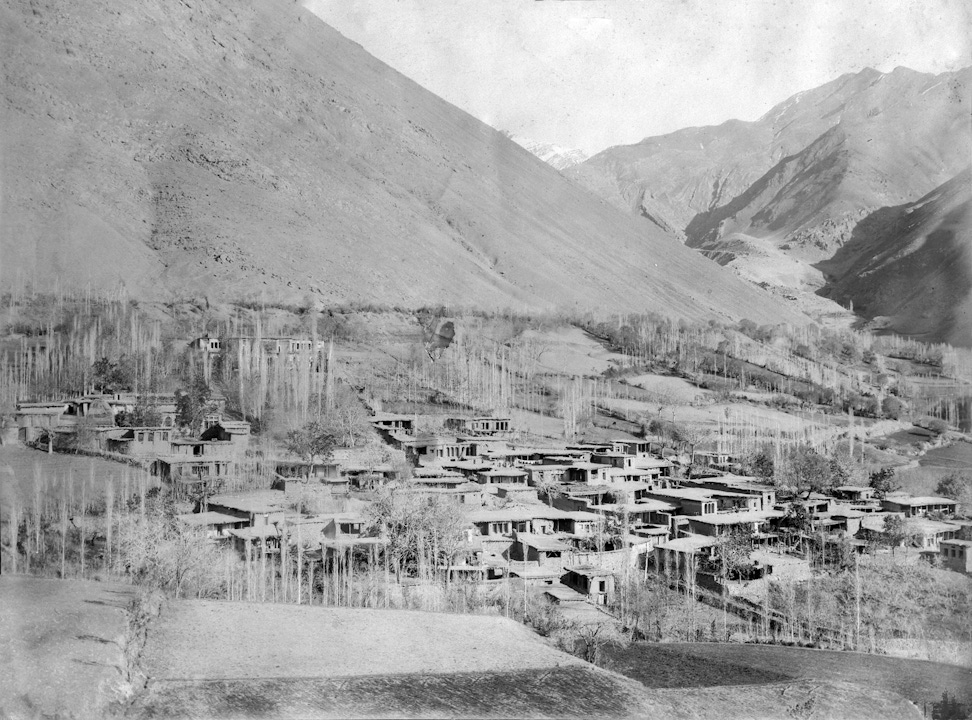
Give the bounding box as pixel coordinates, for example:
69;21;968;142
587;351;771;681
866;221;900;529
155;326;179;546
306;0;971;155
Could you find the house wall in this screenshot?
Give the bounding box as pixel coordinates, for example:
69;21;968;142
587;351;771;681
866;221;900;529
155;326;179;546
940;543;972;573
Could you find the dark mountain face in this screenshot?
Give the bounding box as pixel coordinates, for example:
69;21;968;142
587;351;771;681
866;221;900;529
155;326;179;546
0;0;804;326
817;168;972;347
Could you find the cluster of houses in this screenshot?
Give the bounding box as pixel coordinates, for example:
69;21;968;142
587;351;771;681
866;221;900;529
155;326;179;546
9;389;970;611
9;392;256;482
168;410;970;613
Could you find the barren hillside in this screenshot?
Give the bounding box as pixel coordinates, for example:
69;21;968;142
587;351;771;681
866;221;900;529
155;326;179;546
0;0;801;325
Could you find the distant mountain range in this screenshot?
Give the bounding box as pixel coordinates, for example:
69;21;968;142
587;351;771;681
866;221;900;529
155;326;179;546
502;133;588;171
569;66;972;343
0;0;804;326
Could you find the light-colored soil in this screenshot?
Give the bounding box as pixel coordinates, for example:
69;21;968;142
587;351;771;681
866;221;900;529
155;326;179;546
626;374;712;405
523;326;621;377
142;602;586;680
0;575;138;718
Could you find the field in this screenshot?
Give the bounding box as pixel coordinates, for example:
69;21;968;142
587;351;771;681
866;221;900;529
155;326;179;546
123;598;923;719
920;440;972;469
0;445;157;506
603;642;972;708
0;576;138;718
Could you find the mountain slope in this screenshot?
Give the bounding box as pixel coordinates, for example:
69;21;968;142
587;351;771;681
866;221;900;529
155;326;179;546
0;0;801;325
571;67;970;247
816;168;972;347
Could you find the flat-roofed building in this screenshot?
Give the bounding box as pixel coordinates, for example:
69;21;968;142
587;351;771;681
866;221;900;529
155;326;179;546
882;495;959;518
940;539;972;574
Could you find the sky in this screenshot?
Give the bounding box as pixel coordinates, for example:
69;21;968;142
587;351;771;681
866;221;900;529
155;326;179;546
305;0;971;155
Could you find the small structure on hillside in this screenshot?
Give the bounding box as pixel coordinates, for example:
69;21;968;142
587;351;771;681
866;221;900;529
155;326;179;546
176;511;247;539
562;565;615;605
940;539;972;574
444;416;511;436
106;427;175;457
512;532;573;568
370;413;415;436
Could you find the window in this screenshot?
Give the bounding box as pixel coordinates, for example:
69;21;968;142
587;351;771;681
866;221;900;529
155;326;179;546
137;432;144;442
147;432;155;442
193;445;203;456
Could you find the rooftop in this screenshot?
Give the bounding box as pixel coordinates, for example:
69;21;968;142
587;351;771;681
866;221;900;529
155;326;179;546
686;510;784;526
655;535;718;553
515;533;573;552
465;505;571;523
886;496;958;506
564;564;613;578
176;511;244;527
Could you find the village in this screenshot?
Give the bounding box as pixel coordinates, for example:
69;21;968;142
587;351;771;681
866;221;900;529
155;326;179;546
7;330;970;638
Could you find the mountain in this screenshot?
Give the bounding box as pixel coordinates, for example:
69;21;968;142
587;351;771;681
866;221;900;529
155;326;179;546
817;168;972;347
503;134;588;171
570;67;971;290
0;0;803;326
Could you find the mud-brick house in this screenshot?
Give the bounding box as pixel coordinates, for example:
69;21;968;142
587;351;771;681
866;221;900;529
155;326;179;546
511;533;573;568
562;565;615;605
153;455;231;481
526;464;569;487
612;439;652;456
881;495;959;518
940;539;972;574
833;486;876;503
106;427;175;457
402;435;471;464
228;525;281;555
322;513;368;541
476;467;529;486
465;506;573;539
564;462;610;485
200;421;251;452
692;450;740;471
207;492;287;527
684;510;784;539
442;537;488;581
653;535;718;579
320;514;386;562
370;413;415;436
274;459;343;486
906;518;961;551
14;402;67;442
444;416;511;436
176;511;247;539
685;475;777;512
189;336;223;354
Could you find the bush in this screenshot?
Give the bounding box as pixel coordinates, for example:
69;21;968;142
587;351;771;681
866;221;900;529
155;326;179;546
881;396;904;420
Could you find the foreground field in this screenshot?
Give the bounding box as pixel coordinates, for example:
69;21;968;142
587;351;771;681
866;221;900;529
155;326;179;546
0;576;138;718
603;642;972;708
125;598;922;719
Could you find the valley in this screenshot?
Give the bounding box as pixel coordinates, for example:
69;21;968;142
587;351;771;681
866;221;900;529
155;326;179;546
1;0;970;717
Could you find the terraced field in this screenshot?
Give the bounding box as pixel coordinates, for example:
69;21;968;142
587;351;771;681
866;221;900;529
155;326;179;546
603;642;972;708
